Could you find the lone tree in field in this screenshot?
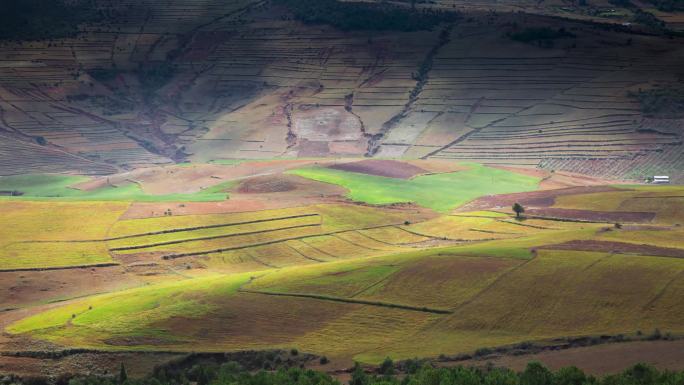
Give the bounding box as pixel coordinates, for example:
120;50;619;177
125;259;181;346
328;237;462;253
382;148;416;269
513;202;525;219
119;363;128;383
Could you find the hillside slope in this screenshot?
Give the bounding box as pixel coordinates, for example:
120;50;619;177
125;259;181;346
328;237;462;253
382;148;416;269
0;0;682;181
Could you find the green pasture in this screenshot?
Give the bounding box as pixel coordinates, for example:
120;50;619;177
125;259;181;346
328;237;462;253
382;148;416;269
0;174;232;202
288;163;540;212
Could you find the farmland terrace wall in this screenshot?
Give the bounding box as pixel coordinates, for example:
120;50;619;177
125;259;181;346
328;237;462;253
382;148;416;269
0;2;681;181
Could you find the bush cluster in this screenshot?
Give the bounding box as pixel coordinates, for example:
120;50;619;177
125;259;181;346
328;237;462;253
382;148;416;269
0;0;100;41
274;0;458;32
630;86;684;118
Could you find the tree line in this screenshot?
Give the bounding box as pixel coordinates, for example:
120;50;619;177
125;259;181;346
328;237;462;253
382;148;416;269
4;358;684;385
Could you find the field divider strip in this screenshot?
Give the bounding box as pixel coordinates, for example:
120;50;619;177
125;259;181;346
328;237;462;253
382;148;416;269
0;262;119;273
161;223;405;260
495;219;560;230
238;289;453;314
22;214;322;243
282;242;326;263
110;223;321;251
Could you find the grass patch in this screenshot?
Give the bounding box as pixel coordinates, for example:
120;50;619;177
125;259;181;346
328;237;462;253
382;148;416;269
0;174;230;202
288;163;539;212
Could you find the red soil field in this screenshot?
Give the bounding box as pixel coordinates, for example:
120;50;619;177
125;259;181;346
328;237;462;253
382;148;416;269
492;166;614;190
526;208;656;223
456;186;619;212
329;160;427;179
541;240;684;258
236;174;345;195
457;340;684;375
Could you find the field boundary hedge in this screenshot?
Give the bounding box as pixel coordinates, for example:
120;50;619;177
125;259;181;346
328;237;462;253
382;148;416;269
239;289;453;314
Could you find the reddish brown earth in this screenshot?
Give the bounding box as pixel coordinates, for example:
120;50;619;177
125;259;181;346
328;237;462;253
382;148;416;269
456;186;620;212
0;266;143;309
121;175;348;219
0;352;183;379
74;160;330;195
329;160;427;179
526;208;656;223
236;174;345;195
541;240;684;258
456;340;684;375
492;166;615;190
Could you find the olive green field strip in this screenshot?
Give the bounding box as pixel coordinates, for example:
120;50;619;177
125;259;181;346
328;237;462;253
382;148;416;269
12;213;322;243
0;262;119;273
109;223;322;252
161;223;420;260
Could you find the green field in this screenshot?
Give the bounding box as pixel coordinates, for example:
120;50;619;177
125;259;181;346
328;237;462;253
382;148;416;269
288;163;540;212
0;174;231;202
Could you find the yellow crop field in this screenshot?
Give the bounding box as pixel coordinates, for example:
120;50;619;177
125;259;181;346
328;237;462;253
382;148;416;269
359;226;431;244
0;241;114;270
0;201;129;246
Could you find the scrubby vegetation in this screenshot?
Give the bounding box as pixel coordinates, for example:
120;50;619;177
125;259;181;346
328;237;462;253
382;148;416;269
631;9;667;30
0;0;100;41
648;0;684;11
4;360;684;385
274;0;459;31
630;86;684;118
508;27;576;46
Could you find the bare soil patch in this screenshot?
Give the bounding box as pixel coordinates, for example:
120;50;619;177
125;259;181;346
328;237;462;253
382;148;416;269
491;166;615;190
458;339;684;375
236;174;345;195
0;352;183;379
541;240;684;258
405;160;469;174
526;208;656;223
329;160;427;179
74;160;328;195
121;200;271;219
0;266;141;310
456;186;619;212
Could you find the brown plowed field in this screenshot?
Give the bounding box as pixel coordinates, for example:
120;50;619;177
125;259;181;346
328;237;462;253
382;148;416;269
457;340;684;375
526;208;655;223
236;174;346;195
541;240;684;258
491;167;614;190
456;186;619;212
329;160;427;179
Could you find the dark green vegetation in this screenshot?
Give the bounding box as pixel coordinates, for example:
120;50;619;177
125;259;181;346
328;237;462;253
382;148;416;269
630;86;684;118
508;27;576;46
275;0;459;31
0;0;100;41
89;62;176;102
648;0;684;11
4;360;684;385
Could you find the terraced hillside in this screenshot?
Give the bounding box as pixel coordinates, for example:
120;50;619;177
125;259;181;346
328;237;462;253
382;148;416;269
0;0;682;182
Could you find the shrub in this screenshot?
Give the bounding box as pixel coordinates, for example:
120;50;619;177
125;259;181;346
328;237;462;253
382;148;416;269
379;357;395;375
630;86;684;118
509;27;575;44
